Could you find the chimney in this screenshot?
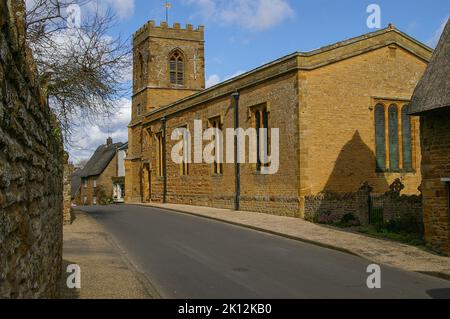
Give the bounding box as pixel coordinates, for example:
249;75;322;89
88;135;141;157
107;137;113;146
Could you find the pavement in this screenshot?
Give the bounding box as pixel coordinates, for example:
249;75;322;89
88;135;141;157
130;202;450;281
60;210;160;299
80;204;450;299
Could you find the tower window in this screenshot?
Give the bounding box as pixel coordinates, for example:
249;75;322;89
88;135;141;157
138;53;144;85
137;104;142;116
169;50;184;85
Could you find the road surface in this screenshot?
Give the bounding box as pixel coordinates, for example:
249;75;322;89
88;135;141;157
80;205;450;299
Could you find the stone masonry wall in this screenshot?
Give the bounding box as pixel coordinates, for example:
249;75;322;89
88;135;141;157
420;109;450;254
0;1;64;298
305;180;423;230
305;183;371;225
63;156;73;225
300;45;427;198
144;72;301;217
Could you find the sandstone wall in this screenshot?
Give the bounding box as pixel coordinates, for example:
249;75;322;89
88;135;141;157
305;187;370;225
305;180;423;231
0;1;64;298
300;46;427;197
141;72;301;217
63;157;73;225
420;109;450;254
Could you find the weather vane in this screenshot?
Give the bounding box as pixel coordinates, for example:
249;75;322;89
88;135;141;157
164;2;172;24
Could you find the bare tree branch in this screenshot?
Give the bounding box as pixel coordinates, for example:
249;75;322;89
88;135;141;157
25;0;131;143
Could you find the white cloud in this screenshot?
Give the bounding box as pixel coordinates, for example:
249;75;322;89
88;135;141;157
25;0;136;20
428;16;449;48
206;74;221;88
225;69;246;80
68;98;131;163
104;0;135;19
206;69;246;88
184;0;295;30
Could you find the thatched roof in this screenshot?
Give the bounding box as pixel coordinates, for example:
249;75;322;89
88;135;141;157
71;169;83;198
80;140;124;178
409;19;450;115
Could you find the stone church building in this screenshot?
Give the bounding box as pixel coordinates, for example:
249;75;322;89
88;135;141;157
125;21;432;218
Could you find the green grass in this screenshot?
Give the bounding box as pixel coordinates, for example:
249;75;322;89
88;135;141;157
358;226;425;246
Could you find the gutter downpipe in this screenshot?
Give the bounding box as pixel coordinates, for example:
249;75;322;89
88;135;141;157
231;91;240;211
161;117;167;204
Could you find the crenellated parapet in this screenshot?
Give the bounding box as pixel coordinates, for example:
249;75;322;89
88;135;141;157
133;20;204;45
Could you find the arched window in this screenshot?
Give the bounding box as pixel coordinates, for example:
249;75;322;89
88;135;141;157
169;50;184;85
375;104;386;171
402;104;413;171
388;104;399;171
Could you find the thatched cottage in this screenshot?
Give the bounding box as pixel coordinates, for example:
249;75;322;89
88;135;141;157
410;19;450;254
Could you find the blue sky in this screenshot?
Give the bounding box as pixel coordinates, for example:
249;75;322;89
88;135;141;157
123;0;450;85
65;0;450;162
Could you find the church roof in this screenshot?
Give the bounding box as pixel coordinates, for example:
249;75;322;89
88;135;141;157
79;140;124;178
409;19;450;115
133;24;433;127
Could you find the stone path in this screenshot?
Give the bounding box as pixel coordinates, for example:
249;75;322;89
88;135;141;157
128;202;450;281
61;210;160;299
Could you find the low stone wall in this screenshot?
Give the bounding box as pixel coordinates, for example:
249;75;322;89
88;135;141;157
305;180;423;231
383;194;422;222
162;193;301;217
305;187;369;225
0;1;64;298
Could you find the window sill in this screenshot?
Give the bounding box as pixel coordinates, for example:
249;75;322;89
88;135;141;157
252;171;269;176
376;169;416;174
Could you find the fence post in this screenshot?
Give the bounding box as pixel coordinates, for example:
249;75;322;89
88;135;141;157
358;181;373;225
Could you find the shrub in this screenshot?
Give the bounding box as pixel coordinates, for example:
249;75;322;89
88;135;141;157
95;186;114;206
379;215;424;235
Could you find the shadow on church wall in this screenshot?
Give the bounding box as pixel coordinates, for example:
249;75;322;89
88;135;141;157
305;131;422;230
322;131;389;193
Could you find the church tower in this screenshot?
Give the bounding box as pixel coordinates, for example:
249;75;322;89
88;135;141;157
126;21;205;202
131;20;205;119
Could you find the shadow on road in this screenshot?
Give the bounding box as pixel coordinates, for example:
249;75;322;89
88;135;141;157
427;288;450;299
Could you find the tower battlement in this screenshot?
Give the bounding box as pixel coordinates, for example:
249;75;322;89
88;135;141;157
133;20;204;44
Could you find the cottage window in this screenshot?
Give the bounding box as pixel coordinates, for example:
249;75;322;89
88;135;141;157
169;50;184;85
84;179;88;188
374;101;414;172
93;178;97;188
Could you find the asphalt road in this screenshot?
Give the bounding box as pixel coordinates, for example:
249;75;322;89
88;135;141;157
80;205;450;299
